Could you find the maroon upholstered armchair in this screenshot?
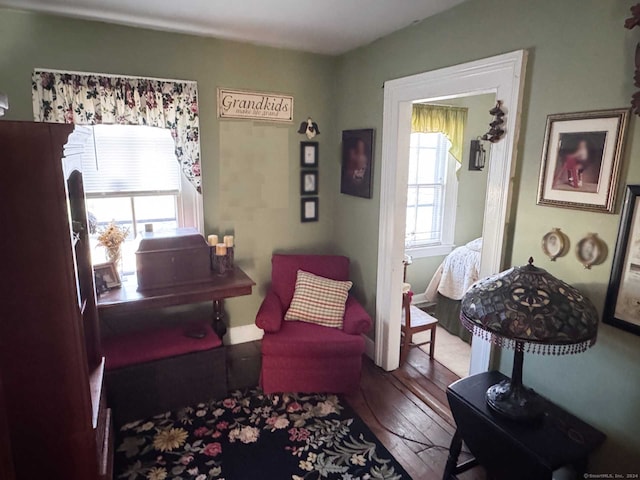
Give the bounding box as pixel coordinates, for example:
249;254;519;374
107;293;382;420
256;254;372;394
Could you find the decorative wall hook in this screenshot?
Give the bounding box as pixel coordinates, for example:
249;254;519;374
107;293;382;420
481;101;505;143
625;3;640;29
625;4;640;115
297;117;320;139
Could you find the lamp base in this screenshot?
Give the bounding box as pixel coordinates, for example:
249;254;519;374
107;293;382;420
486;380;545;422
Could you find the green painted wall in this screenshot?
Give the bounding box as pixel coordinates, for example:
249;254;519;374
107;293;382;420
334;0;640;470
406;94;493;295
404;255;442;297
450;94;493;246
2;0;640;470
0;9;338;330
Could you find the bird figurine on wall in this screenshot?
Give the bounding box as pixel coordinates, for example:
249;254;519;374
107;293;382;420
298;117;321;139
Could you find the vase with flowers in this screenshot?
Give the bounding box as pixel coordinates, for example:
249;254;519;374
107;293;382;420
96;221;130;273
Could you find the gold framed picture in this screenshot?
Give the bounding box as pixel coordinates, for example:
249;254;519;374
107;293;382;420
541;228;569;261
537;109;629;213
575;233;607;269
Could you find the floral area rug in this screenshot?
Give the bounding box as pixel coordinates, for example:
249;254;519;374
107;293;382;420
115;389;411;480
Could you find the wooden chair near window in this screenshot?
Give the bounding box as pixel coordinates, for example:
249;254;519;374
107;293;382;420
400;293;438;365
400;254;438;366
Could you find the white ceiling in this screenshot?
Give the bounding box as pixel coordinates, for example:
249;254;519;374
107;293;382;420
0;0;468;55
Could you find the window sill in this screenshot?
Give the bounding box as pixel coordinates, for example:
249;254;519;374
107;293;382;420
406;244;455;259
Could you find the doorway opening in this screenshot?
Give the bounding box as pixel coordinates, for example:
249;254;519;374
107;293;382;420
374;50;528;382
403;93;495;381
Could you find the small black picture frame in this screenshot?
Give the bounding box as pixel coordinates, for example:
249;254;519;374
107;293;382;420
301;197;319;222
300;170;319;195
603;185;640;336
300;141;319;168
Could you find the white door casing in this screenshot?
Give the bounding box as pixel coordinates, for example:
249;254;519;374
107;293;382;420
375;50;528;372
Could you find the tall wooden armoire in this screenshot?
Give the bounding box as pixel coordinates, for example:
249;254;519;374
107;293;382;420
0;121;113;479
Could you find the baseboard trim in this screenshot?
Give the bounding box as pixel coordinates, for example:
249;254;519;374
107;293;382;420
225;324;264;345
364;334;375;360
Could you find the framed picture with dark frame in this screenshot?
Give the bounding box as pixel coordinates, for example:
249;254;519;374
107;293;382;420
93;261;121;291
604;185;640;336
341;129;374;199
300;170;318;195
537;108;629;213
300;141;318;168
301;197;319;222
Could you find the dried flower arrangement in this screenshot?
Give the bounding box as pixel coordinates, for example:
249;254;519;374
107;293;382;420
96;221;130;265
97;221;130;250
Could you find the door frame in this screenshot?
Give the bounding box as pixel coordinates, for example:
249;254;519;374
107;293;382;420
375;50;528;372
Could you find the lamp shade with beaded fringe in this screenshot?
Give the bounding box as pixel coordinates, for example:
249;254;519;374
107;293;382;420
460;257;599;355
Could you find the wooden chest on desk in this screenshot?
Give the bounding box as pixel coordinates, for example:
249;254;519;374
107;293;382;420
136;228;210;291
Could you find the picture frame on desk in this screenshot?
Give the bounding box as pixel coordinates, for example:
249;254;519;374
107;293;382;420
94;261;121;290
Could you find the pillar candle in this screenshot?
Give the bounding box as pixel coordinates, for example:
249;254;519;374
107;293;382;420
208;234;218;246
215;243;227;256
224;235;234;247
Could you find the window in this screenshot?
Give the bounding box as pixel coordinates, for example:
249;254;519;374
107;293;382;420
84;124;201;275
405;132;458;257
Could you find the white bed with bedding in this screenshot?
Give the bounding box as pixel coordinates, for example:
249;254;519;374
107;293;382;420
423;238;483;342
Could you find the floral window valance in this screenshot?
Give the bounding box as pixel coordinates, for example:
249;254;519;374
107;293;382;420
412;104;468;166
32;70;202;193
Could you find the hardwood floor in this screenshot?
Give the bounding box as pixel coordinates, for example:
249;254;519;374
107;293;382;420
226;339;262;391
226;341;485;480
346;350;485;480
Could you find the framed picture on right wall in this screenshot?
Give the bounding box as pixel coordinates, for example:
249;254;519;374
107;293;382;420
537;108;629;213
604;185;640;336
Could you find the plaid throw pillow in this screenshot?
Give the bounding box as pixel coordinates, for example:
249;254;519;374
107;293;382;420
284;270;353;329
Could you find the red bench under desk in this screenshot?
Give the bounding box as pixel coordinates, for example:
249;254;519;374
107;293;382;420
102;321;227;426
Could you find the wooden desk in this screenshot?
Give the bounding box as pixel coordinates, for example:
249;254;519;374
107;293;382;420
444;371;605;480
97;267;256;338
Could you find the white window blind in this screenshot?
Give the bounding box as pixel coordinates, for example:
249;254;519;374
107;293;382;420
81;124;181;196
405;132;451;249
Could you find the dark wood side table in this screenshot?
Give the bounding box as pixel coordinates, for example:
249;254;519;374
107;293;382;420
97;267;255;339
444;371;605;480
